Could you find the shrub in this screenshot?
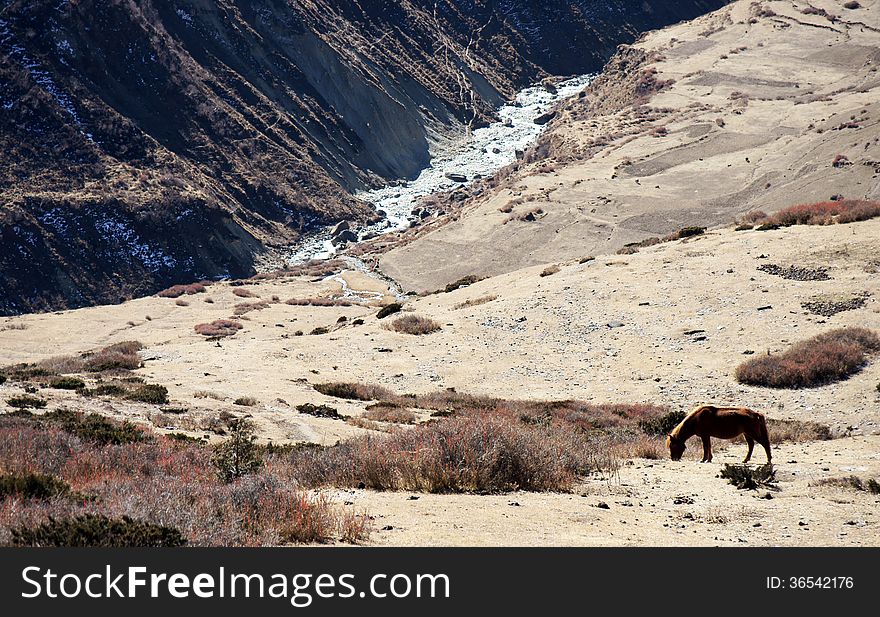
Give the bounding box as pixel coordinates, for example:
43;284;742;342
362;407;416;424
0;472;70;500
43;409;148;445
82;341;143;372
232;288;257;298
443;275;483;293
813;475;880;493
125;384;169;405
735;328;880;388
384;315;442;335
7;395;47;409
720;464;776;490
638;409;686;435
212;419;263;483
376;303;403;319
194;319;243;338
49;376;85;390
11;515;186;547
296;403;341;419
158;283;206;298
452;295;497;310
540;265;561;277
234;396;258;407
288;415;603;493
664;226;705;241
313;383;394;401
310;326;330;335
766;418;833;442
232;301;271;316
757;200;880;229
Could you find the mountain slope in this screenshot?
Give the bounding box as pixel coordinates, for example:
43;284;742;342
378;0;880;292
0;0;728;315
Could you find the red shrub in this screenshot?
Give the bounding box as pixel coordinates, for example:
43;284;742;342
760;200;880;228
735;328;880;388
158;283;206;298
194;320;243;338
232;288;257;298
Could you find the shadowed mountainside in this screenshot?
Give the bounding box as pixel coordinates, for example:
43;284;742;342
0;0;728;315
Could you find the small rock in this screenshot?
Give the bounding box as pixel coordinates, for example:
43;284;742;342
596;502;610;509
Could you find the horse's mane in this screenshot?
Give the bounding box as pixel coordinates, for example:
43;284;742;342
669;405;710;439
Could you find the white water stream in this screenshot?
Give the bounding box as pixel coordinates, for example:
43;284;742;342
279;74;593;266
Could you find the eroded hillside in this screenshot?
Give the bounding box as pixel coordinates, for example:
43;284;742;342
0;0;728;314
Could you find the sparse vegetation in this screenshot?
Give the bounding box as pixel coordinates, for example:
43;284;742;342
232;288;258;298
442;275;484;293
6;395;47;409
362;407;417;424
735;328;880;388
49;376;86;390
755;200;880;229
42;409;149;446
638;409;686;436
540;265;561;277
452;295;497;310
234;396;258;407
813;476;879;494
296;403;341;419
663;226;705;241
194;319;243;338
376;303;403;319
158;283;206;298
125;384;169;405
720;464;776;490
313;383;394;401
384;315;442;335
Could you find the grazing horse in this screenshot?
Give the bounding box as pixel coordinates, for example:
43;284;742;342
666;405;771;463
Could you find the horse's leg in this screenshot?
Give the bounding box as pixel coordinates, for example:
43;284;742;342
743;435;754;464
760;435;772;463
701;435;712;463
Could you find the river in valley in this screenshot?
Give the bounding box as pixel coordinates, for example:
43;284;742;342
277;73;593;266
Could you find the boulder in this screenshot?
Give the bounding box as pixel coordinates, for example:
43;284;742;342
330;220;350;237
445;172;468;183
331;229;358;245
534;110;556;125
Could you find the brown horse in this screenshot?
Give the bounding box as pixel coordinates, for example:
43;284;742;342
666;405;771;463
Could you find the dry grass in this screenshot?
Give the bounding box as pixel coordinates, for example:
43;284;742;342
285;297;353;307
0;414;369;546
232;301;271;316
735;328;880;388
452;295;497;310
313;382;395;401
812;475;880;494
194;320;243;338
383;315;442;335
766;418;834;442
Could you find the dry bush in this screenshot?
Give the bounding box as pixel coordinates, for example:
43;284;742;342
812;475;880;494
758;200;880;229
0;414;368;546
766;418;833;442
287;415;606;493
362;407;417;425
158;283;206;298
452;295;497;310
194;320;243;338
735;328;880;388
313;383;394;401
82;341;143;372
232;301;271;316
232;288;257;298
663;226;705;242
737;210;767;225
540;265;561;277
285;297;352;307
384;315;442;335
175;299;189;307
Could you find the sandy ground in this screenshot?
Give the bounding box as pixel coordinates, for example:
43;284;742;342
1;217;878;545
378;0;880;292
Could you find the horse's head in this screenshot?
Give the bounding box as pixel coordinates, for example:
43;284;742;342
666;434;686;461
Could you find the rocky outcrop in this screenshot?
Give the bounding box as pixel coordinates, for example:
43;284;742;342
0;0;730;315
